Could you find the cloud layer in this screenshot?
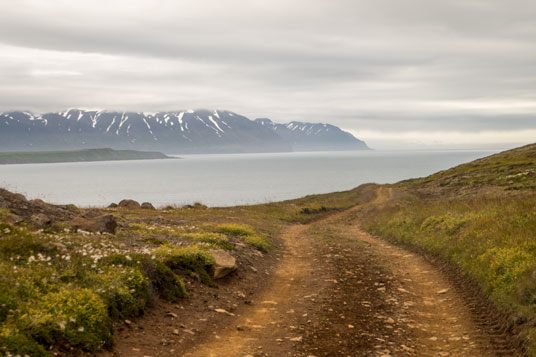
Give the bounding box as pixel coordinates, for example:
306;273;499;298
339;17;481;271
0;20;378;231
0;0;535;148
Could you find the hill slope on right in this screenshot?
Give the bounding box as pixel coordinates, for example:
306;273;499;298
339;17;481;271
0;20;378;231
363;143;536;354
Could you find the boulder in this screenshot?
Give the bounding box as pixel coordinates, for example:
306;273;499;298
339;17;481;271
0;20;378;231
209;249;237;279
141;202;156;210
44;241;68;254
0;197;8;209
70;214;118;234
30;213;51;227
118;199;141;209
30;199;47;207
6;214;23;224
108;203;118;208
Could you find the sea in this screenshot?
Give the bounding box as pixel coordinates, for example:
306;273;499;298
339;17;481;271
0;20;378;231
0;150;499;208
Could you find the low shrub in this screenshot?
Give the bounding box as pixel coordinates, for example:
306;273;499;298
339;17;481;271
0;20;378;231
155;244;215;285
146;260;188;301
244;235;270;252
216;223;270;251
215;223;256;237
20;287;112;352
183;232;232;250
300;206;328;215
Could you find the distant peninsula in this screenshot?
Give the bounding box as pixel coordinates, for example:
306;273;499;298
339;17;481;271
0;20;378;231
0;148;172;165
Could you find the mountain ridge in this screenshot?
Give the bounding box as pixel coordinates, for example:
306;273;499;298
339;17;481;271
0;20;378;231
255;117;369;151
0;109;369;154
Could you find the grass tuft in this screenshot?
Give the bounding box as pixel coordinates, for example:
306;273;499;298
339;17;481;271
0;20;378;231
216;223;270;251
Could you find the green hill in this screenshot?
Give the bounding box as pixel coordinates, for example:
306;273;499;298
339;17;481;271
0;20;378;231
401;143;536;194
0;148;171;165
363;143;536;353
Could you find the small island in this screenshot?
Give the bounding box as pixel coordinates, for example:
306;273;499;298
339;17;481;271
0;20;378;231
0;148;173;165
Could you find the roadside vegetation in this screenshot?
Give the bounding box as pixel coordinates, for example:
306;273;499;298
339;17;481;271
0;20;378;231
362;143;536;353
0;183;375;355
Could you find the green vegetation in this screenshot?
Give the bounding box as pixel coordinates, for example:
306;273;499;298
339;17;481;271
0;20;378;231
400;143;536;194
183;232;233;250
216;223;256;237
155;244;216;286
0;226;188;355
0;148;171;165
0;174;374;355
363;143;536;353
216;223;270;251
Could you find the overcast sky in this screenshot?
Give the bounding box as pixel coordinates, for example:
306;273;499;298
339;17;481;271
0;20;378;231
0;0;535;149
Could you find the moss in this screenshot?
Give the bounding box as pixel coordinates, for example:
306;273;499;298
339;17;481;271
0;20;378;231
147;260;188;301
0;232;65;260
155;244;215;267
142;237;167;245
0;326;50;356
0;222;14;237
216;223;270;251
86;266;150;319
20;287;112;352
183;232;233;250
300;206;328;215
155;244;215;286
216;223;256;237
244;235;270;252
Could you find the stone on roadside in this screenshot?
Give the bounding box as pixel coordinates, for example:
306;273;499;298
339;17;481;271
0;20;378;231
210;249;237;279
70;214;118;234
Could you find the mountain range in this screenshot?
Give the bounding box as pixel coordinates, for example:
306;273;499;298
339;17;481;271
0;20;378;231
0;109;369;154
255;118;368;151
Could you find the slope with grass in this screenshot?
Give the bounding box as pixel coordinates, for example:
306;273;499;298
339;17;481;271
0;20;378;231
362;143;536;353
0;184;374;356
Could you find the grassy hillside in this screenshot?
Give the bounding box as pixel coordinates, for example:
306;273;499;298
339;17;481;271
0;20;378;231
362;143;536;353
0;148;171;165
400;143;536;194
0;183;375;356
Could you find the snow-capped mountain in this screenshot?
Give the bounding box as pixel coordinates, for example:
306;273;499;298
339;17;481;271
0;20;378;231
0;109;291;154
255;118;369;151
0;109;369;153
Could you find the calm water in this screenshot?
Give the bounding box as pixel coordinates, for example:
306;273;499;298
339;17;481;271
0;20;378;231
0;150;498;207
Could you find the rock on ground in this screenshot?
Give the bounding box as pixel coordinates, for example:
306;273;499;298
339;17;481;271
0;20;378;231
70;214;118;234
30;213;51;227
141;202;156;210
118;199;141;209
210;249;237;279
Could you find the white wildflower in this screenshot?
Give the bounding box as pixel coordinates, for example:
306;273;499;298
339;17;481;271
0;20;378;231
58;320;66;330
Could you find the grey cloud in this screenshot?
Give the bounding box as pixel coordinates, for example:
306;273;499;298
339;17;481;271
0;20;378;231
0;0;535;148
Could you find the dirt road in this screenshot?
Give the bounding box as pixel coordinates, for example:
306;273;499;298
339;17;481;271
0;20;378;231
181;187;517;356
